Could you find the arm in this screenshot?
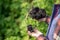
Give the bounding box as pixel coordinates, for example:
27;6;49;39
53;18;60;39
28;29;48;40
36;35;48;40
45;17;51;24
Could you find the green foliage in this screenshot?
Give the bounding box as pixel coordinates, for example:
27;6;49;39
0;0;59;40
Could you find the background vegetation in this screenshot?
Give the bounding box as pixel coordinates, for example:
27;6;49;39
0;0;60;40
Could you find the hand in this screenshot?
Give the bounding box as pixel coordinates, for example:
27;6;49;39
28;29;48;40
28;29;43;38
53;33;57;40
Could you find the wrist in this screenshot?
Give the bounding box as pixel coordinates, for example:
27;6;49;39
37;35;47;40
31;32;43;38
36;34;43;38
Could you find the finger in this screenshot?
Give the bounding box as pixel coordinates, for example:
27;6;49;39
28;31;31;35
34;28;39;32
28;31;35;35
34;29;43;34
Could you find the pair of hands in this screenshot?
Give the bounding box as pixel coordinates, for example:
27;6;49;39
28;29;46;40
28;29;58;40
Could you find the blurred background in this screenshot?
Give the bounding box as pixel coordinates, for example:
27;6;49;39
0;0;60;40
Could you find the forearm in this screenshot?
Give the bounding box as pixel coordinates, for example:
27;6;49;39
54;19;60;39
45;17;51;24
55;19;60;35
54;26;60;35
36;35;48;40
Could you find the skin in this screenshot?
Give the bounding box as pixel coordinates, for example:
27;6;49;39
37;17;50;40
28;17;50;40
37;36;46;40
28;17;60;40
38;17;50;24
55;18;60;34
54;18;60;39
38;17;60;40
